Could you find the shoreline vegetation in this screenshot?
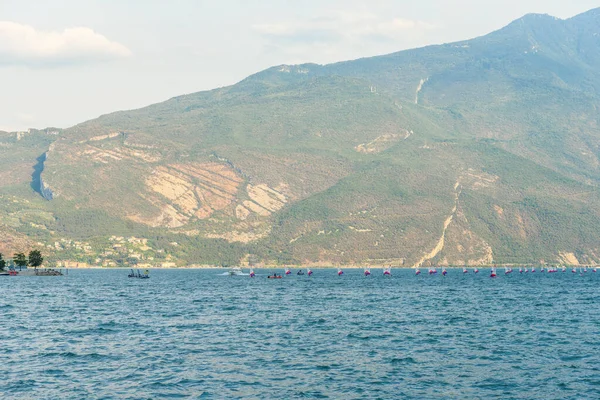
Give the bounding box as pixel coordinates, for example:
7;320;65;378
3;249;594;271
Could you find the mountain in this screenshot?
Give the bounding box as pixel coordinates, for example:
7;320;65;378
2;9;600;267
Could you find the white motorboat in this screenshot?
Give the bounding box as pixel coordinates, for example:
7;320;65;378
226;267;247;276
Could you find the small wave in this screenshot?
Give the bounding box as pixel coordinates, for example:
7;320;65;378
42;351;77;358
43;368;65;375
390;357;417;365
346;332;369;340
41;351;119;362
295;391;329;399
561;354;586;362
307;318;327;325
4;379;37;392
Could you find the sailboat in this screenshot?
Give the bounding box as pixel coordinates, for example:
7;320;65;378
531;265;536;273
307;268;313;276
442;267;448;276
285;267;292;275
490;267;497;278
562;265;567;273
364;267;371;277
583;266;588;273
383;266;392;276
473;268;479;274
463;267;468;274
415;268;421;275
249;269;256;278
337;267;344;276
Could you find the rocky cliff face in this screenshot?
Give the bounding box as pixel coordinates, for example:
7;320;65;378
38;152;55;200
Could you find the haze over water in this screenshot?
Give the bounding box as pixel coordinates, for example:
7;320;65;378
1;269;599;399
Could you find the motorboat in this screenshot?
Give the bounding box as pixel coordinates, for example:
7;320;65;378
227;267;246;276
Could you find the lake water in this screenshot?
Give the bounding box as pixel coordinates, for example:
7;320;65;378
1;268;599;399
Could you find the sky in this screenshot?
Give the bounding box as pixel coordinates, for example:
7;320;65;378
1;0;599;131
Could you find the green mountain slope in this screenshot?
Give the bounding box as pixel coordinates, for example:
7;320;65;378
2;9;600;267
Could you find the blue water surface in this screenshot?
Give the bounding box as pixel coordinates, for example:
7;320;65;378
0;268;599;399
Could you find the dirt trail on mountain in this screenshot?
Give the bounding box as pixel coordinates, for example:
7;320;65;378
415;78;428;105
412;181;461;268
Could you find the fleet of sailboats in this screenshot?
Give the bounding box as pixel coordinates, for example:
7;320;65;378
222;264;599;279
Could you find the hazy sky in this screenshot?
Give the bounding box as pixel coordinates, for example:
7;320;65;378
1;0;598;131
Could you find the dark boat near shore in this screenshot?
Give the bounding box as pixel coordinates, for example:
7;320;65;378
128;269;150;279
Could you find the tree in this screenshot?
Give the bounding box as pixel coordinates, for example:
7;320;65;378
13;253;27;269
28;250;44;268
0;253;5;271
